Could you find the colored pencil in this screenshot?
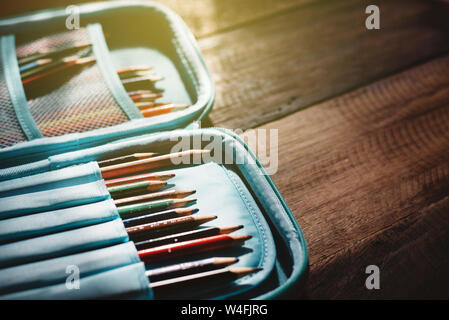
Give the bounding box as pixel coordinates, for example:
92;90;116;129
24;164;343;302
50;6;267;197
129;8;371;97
141;104;189;118
146;257;239;282
107;180;167;198
116;66;152;75
104;172;175;187
129;93;163;102
138;234;252;263
117;198;197;219
98;152;157;167
123;208;199;227
114;189;196;206
19;58;52;73
126;215;217;239
100;150;211;179
149;267;261;295
17;41;91;65
127;90;155;96
134;102;170;110
121;74;164;86
134;225;244;250
22;56;96;85
119;70;154;79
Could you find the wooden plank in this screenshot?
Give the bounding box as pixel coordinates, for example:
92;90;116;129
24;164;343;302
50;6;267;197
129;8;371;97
255;54;449;298
155;0;311;37
199;0;449;130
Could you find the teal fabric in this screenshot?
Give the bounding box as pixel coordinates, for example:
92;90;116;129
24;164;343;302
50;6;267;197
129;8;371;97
0;35;42;140
0;180;110;219
0;161;101;197
0;262;152;300
143;162;276;299
0;219;128;268
0;242;140;295
87;23;143;120
0;199;118;243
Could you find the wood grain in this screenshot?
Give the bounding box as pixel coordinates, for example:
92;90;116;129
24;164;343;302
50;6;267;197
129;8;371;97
256;54;449;298
198;0;449;130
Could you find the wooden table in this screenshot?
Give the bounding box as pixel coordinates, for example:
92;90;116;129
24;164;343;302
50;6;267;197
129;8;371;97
3;0;449;299
154;0;449;299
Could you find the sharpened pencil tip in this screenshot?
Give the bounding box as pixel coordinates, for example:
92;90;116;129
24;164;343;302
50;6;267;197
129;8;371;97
231;234;252;242
230;267;263;278
220;225;244;234
214;257;239;266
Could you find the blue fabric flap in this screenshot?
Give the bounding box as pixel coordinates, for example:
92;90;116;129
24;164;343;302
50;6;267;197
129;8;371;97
0;262;151;300
0;219;128;268
0;199;118;243
0;179;110;219
0;161;101;197
0;242;140;295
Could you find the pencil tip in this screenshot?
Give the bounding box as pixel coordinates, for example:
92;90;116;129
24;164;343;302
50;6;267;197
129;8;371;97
220;225;244;234
232;234;252;242
214;257;239;266
230;267;262;278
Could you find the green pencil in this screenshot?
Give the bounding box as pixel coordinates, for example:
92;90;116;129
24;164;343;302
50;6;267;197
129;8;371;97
118;198;197;219
107;180;167;198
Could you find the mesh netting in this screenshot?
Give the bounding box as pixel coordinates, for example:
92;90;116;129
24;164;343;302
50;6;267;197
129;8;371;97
0;51;27;149
17;28;129;138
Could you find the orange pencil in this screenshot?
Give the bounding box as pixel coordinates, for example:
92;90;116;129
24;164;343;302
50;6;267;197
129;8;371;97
141;104;189;117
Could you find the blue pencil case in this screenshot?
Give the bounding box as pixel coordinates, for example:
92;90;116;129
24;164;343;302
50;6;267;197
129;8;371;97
0;1;308;299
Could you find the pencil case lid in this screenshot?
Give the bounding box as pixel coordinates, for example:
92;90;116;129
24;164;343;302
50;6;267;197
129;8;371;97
0;1;214;167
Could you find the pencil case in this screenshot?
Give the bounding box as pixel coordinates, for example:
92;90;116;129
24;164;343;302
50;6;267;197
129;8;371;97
0;1;308;299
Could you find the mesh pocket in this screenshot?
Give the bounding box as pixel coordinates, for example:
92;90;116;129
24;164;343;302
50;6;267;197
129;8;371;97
17;28;129;137
0;46;27;149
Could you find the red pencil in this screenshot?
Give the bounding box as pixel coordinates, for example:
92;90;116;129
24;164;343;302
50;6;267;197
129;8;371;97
137;234;251;263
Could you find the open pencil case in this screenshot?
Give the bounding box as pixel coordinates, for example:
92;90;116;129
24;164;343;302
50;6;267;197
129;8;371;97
0;1;308;299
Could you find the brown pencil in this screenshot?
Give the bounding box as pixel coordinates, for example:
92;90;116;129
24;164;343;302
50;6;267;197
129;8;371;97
114;189;196;206
126;215;217;239
98;152;157;167
104;172;176;187
100;150;211;179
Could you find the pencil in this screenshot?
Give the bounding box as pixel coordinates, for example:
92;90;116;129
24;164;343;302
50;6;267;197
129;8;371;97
114;189;196;206
116;66;152;75
22;56;96;85
127;90;155;96
98;152;157;167
123;208;199;227
104;172;175;187
146;257;239;282
129;93;163;102
19;58;52;73
126;215;216;240
138;234;252;263
121;74;164;86
134;225;244;250
107;180;167;198
117;198;197;219
100;150;211;179
141;104;189;118
149;267;261;295
17;41;91;65
119;70;154;80
134;102;170;110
